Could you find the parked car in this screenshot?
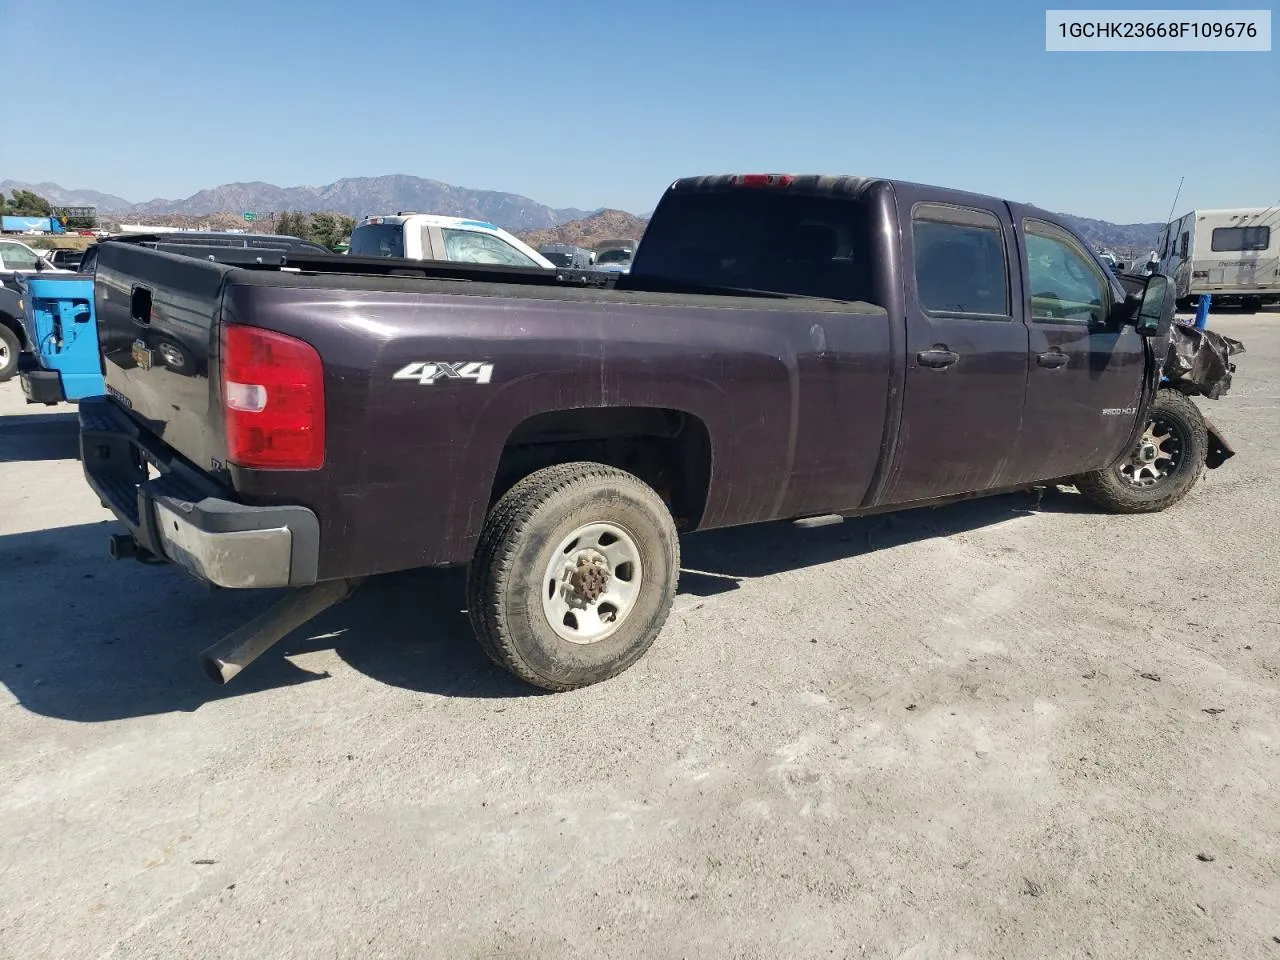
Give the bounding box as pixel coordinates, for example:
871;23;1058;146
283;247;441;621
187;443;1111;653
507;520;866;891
81;172;1239;693
591;240;638;274
349;214;557;269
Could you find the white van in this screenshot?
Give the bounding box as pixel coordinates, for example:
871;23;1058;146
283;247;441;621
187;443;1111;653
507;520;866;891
1156;207;1280;311
348;214;556;270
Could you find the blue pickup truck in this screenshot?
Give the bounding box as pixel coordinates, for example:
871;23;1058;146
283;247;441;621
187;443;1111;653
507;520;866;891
16;232;332;405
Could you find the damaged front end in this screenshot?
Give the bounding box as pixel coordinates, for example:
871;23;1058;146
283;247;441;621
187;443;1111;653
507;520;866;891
1164;323;1246;400
1162;323;1246;468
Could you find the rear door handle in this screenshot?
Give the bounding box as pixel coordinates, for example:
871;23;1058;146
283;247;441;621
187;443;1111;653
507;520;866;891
917;348;959;369
1037;350;1068;369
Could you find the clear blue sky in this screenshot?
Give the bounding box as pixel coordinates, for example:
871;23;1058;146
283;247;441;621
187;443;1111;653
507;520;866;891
1;0;1275;222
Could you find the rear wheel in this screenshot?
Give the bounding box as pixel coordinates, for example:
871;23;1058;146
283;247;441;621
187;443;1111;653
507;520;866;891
0;323;21;382
1074;390;1207;513
467;462;680;691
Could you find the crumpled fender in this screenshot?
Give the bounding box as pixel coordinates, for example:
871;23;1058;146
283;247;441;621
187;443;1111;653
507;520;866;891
1164;323;1246;400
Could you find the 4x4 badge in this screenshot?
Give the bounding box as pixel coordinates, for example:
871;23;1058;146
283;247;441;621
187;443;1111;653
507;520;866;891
393;361;494;385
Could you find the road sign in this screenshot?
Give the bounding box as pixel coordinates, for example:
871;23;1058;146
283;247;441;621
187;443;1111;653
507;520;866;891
243;212;257;222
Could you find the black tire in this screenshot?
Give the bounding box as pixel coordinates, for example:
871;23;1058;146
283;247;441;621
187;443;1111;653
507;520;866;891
1240;297;1261;315
0;323;20;382
466;462;680;691
1074;390;1207;514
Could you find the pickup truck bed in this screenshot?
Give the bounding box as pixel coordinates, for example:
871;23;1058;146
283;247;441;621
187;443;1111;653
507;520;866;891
80;172;1239;691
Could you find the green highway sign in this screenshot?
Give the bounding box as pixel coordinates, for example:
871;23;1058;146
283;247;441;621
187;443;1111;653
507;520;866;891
243;212;257;221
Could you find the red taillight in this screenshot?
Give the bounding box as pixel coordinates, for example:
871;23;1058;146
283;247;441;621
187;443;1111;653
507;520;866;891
732;174;795;187
221;324;325;470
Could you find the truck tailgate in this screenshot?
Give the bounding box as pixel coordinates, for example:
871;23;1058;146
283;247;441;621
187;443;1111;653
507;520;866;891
95;242;231;475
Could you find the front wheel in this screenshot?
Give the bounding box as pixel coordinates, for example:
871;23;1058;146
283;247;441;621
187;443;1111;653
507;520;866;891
467;462;680;691
0;324;20;382
1074;390;1207;513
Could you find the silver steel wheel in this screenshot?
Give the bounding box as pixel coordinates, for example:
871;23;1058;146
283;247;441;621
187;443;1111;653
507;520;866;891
0;340;9;367
541;521;643;644
1121;417;1184;487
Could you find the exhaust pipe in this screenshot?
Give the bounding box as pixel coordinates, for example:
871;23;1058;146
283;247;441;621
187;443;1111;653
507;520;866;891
198;578;364;685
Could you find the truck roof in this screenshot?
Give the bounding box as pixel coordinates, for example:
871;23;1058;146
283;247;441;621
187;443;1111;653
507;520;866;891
359;214;505;231
665;173;1065;223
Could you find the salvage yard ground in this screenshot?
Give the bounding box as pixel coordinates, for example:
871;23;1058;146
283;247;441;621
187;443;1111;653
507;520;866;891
1;313;1278;960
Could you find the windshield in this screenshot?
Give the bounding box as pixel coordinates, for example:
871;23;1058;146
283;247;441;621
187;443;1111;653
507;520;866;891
595;248;633;265
633;190;875;301
348;223;406;258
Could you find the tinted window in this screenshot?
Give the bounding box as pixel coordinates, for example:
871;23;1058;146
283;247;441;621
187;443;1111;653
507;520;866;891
348;224;405;258
440;229;539;267
912;207;1009;316
633;191;875;302
541;251;575;268
1024;221;1107;325
1179;231;1190;257
1211;226;1270;252
596;248;633;265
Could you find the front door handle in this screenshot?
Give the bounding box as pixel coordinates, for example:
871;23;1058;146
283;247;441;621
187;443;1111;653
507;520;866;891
1037;350;1068;369
917;348;959;369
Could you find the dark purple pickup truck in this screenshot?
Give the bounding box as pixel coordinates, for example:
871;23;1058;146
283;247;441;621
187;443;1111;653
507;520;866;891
80;173;1241;690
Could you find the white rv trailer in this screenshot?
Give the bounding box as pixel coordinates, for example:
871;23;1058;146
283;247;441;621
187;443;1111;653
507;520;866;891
1155;206;1280;311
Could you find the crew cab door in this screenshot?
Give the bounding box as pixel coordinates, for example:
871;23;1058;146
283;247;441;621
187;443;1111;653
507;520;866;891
878;190;1029;504
1006;209;1147;483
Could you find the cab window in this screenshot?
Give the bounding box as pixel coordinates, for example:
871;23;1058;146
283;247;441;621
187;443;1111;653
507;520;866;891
0;242;42;270
440;229;538;267
1023;220;1108;325
911;204;1010;317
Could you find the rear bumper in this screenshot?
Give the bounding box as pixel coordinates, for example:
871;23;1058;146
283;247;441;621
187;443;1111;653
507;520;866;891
19;368;66;404
79;396;319;589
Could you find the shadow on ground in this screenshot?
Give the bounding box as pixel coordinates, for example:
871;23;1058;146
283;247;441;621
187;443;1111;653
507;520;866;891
0;488;1090;722
0;411;80;463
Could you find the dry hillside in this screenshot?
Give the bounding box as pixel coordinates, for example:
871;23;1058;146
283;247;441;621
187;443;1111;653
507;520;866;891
518;210;647;250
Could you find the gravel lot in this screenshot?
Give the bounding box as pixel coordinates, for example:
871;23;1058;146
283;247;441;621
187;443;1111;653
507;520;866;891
2;313;1277;960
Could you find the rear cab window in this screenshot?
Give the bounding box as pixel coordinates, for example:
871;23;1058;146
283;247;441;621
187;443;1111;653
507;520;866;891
348;223;406;258
911;204;1010;318
632;189;876;302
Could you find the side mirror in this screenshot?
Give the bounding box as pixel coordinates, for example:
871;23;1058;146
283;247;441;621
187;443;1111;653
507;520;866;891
1115;261;1127;272
1135;273;1173;339
33;256;46;271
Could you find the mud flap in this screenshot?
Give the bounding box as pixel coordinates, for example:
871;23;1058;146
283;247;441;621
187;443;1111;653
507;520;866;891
1203;414;1234;469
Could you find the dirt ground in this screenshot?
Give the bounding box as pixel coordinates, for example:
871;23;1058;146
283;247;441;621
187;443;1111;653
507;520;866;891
1;313;1277;960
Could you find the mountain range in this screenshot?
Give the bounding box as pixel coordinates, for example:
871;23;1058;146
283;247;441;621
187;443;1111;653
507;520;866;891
1;175;1163;249
0;176;596;231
